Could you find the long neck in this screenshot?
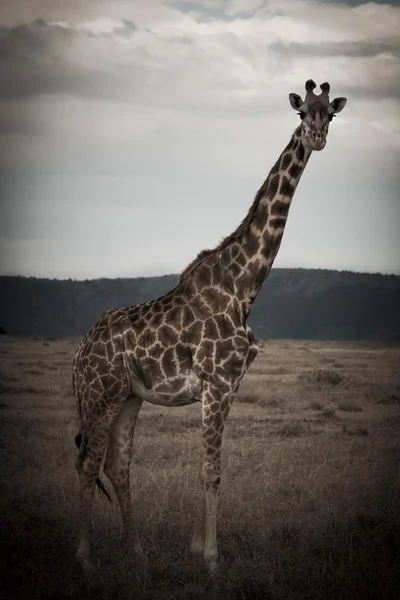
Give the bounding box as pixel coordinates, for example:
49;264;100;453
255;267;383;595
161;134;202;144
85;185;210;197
221;125;312;305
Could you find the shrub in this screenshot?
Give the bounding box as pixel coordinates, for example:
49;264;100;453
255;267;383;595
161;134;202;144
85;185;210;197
275;421;307;437
308;400;324;411
341;423;369;436
321;408;337;419
239;393;260;404
338;401;362;412
300;369;344;386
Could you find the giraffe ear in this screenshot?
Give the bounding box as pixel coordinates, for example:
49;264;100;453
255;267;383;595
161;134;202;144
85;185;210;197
289;93;304;111
329;97;347;114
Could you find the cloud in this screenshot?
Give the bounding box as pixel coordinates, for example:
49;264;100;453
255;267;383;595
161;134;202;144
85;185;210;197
0;0;399;278
270;36;400;60
269;36;400;101
0;2;399;112
0;1;399;143
0;19;142;100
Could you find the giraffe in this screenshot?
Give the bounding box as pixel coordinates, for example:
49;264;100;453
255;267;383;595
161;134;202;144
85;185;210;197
73;79;347;574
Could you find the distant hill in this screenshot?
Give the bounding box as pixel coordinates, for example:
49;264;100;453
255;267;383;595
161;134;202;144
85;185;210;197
0;269;399;340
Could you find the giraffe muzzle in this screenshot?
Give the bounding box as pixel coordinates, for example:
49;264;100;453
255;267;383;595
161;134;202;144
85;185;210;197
310;131;326;151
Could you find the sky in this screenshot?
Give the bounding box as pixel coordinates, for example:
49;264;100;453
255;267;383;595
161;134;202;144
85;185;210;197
0;0;399;280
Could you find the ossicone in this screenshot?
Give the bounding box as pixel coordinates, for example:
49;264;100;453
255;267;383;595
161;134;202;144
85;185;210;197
305;79;317;92
320;82;330;94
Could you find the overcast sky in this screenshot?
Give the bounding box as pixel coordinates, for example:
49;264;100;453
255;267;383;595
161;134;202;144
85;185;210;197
0;0;399;280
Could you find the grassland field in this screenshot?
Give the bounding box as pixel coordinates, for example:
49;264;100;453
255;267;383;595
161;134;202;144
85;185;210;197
0;335;399;600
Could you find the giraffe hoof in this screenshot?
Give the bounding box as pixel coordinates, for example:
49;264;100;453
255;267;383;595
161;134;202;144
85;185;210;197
204;554;219;575
190;540;205;556
76;552;96;576
128;545;147;566
205;559;219;575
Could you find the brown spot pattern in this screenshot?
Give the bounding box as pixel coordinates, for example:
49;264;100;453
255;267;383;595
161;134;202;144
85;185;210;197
279;176;295;197
267;173;280;199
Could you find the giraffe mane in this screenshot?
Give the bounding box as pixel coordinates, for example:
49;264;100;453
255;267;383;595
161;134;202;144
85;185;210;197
179;219;251;283
179;128;299;284
180;180;276;282
179;248;215;282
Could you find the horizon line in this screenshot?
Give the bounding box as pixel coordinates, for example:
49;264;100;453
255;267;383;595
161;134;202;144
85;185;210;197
1;266;400;281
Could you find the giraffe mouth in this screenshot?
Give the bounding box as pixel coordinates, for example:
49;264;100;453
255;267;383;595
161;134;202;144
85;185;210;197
310;139;326;151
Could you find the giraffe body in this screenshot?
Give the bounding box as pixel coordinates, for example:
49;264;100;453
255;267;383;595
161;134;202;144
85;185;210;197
75;253;256;410
73;80;347;574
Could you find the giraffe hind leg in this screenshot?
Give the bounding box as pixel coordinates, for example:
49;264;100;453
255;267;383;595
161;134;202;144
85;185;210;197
75;391;123;573
75;433;111;502
104;395;144;557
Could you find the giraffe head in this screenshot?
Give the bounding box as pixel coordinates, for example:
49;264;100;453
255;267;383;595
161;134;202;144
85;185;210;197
289;79;347;151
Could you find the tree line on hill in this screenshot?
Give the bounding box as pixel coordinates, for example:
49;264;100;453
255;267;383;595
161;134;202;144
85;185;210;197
0;268;399;341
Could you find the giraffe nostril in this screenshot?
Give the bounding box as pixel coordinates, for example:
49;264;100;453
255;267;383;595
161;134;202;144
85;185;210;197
311;131;324;141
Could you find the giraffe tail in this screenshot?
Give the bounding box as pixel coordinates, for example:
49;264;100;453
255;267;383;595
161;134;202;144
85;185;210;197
75;433;112;503
73;344;111;503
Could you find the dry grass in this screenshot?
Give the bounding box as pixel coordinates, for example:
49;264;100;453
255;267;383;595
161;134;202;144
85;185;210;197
0;336;400;599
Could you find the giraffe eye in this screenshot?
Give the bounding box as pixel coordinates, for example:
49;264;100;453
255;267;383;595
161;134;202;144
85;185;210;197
297;111;305;119
328;114;336;122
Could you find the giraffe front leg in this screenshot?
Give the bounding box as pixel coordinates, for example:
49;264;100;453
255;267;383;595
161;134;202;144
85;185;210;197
191;391;235;557
190;466;205;556
200;383;233;574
